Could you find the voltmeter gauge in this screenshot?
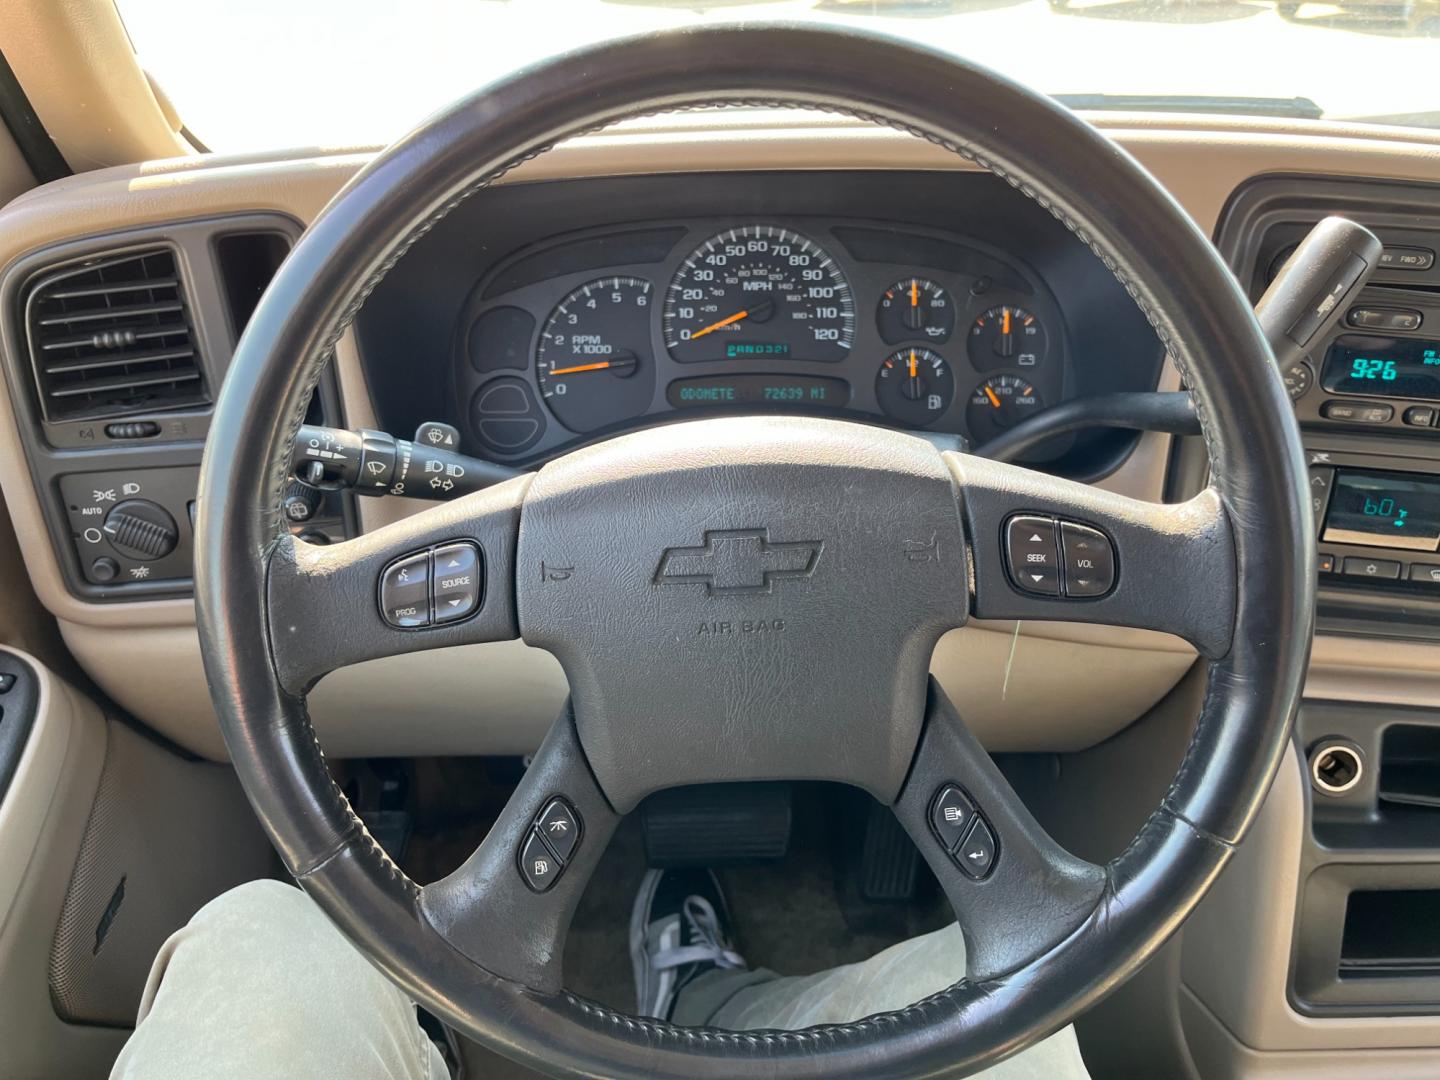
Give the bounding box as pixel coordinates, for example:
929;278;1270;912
876;347;954;427
968;305;1048;371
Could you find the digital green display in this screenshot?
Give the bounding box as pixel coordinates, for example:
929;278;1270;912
1323;336;1440;400
666;374;850;409
1323;469;1440;553
725;342;791;359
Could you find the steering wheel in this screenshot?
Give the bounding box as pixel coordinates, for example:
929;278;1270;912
194;24;1312;1079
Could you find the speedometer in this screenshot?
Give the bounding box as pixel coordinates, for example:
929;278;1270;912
663;226;854;363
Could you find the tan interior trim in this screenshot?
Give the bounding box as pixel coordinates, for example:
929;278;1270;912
0;0;190;170
0;650;124;1075
1181;745;1440;1052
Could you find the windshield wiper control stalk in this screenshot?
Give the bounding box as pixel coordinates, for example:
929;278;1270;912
291;421;519;501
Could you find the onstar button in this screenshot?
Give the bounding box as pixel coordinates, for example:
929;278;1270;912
432;541;483;623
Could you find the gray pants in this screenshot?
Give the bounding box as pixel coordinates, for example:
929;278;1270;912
111;880;1089;1079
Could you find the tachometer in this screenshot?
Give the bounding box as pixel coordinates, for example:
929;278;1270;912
663;226;854;363
536;277;655;433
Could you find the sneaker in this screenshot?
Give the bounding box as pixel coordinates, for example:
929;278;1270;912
629;867;747;1019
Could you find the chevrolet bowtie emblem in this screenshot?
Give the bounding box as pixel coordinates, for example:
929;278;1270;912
654;528;823;595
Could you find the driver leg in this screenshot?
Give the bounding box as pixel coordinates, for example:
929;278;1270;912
111;879;447;1080
646;875;1090;1078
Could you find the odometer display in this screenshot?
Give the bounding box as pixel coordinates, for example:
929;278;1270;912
667;375;850;408
664;226;854;363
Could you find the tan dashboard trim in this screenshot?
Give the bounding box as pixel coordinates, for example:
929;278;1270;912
1;115;1438;756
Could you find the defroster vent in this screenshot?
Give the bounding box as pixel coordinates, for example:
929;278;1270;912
23;247;209;422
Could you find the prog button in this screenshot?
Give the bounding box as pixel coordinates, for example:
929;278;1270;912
379;553;431;628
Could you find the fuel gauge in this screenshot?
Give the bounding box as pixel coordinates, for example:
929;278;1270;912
877;278;955;344
876;347;954;427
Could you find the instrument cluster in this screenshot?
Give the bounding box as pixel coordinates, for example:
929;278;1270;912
454;218;1070;460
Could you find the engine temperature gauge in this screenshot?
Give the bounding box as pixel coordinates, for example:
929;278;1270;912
968;375;1044;440
968;305;1048;371
876;348;954;427
877;278;955;344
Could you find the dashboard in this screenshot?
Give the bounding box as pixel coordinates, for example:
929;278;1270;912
353;171;1165;480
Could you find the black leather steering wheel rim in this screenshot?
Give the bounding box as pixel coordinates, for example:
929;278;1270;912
195;24;1314;1079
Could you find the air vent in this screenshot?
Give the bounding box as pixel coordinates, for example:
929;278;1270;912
24;247;209;423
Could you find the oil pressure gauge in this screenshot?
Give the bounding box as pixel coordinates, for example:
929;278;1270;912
877;278;955;344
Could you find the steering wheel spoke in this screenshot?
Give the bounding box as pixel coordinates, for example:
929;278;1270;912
895;681;1106;981
947;453;1236;658
266;477;528;694
419;705;618;993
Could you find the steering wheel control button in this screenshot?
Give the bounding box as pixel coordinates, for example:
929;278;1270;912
1342;556;1401;581
433;542;483;623
929;785;976;852
1060;523;1116;598
956;819;998;880
536;798;581;862
379;553;432;628
1005;516;1060;595
519;830;563;893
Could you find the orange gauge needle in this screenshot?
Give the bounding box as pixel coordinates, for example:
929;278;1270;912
547;360;616;376
908;349;919;378
985;385;1002;409
689;309;749;340
1001;308;1012;336
910;279;919;308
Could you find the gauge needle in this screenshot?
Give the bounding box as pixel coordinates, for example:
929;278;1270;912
548;360;617;376
908;349;918;379
1002;308;1012;336
689;309;750;340
985;385;1002;409
910;280;919;308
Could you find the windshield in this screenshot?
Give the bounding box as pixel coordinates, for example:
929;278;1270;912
116;0;1440;153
